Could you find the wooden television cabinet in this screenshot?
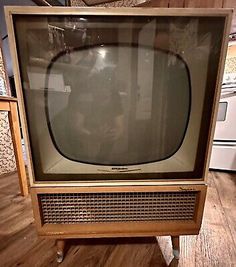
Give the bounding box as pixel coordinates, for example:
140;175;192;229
5;6;232;263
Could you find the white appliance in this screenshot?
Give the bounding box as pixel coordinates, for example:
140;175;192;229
210;72;236;171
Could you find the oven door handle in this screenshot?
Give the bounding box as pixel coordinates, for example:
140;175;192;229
220;89;236;99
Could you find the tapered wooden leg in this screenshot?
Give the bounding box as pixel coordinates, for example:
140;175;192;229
56;239;65;263
171;236;180;260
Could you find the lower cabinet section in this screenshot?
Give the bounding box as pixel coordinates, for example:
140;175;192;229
31;184;207;238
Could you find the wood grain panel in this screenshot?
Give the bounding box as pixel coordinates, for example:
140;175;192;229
185;0;223;7
0;101;10;111
169;0;184;7
211;172;236;247
179;172;236;267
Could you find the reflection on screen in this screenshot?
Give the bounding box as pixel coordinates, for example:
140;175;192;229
46;45;190;165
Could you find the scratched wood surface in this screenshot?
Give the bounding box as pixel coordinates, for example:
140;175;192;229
0;171;235;267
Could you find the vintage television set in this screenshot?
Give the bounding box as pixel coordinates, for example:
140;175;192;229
5;6;232;263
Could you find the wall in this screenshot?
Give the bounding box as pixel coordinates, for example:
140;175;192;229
70;0;236;33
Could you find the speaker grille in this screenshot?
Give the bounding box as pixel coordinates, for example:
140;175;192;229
39;191;197;224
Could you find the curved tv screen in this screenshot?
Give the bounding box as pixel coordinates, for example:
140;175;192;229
46;45;191;165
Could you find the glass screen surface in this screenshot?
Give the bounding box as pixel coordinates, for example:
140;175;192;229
13;14;225;180
46;46;190;165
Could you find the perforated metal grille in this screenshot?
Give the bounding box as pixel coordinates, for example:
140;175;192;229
39;191;198;224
